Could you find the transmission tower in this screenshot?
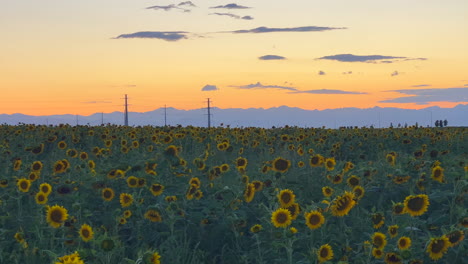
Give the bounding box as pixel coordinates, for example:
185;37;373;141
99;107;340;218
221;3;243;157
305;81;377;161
164;104;167;126
206;98;212;128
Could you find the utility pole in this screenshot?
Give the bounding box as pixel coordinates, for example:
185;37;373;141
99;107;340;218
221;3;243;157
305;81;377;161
124;94;128;126
101;112;104;125
206;98;212;128
76;115;79;126
164;104;167;126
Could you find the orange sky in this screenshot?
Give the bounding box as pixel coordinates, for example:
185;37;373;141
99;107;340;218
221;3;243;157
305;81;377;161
1;0;467;116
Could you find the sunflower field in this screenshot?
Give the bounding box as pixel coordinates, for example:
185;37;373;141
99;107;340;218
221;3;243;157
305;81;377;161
0;124;466;264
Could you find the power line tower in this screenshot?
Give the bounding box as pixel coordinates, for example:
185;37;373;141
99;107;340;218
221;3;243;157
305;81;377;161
101;112;104;126
124;94;129;126
164;104;167;126
206;98;212;128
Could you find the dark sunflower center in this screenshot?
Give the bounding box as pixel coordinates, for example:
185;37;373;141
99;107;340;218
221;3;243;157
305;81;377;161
38;194;45;201
374;236;383;247
123;196;131;203
320;248;329;258
399;239;407;247
237;159;246;166
104;190;112;198
349;178;359;185
311;157;319;164
407;197;424;211
276;212;287;224
309;214;320;225
274;159;288;171
431;240;445;253
388;254;401;262
326;161;333;167
433;169;441;178
281;193;291;204
82;229;90;237
447;232;462;243
51;210;63;222
20;181;28;189
152;185;162;192
372;214;383;224
33;164;41;170
129;179;137;185
336;197;350;211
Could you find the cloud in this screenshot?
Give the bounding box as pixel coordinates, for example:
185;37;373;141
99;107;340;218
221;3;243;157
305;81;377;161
230;82;297;91
82;101;112;104
317;54;427;63
380;87;468;104
391;71;399;77
464;84;468;86
210;3;251;9
201;85;219;91
231;26;345;34
342;71;353;75
178;1;196;7
290;89;367;95
258;55;286;60
318;71;326;75
210;12;254;20
115;31;188;41
411;84;431;87
146;2;195;12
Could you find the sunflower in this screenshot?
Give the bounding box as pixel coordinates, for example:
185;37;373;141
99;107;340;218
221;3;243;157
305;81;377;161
250;224;262;233
372;232;387;249
403;194;429;217
347;175;360;188
31;143;44;155
251;180;263;192
35;192;48;204
17;178;31;193
119;193;134;207
384;252;402;264
28;172;40;182
392;175;411;184
57;140;67;149
194;190;203;200
330;173;343;184
118;217;127;225
186;184;198;200
53;160;67;174
150;252;161;264
431;165;444;183
244;183;255;203
343;161;354;172
126;176;138;188
31;161;43;172
88;160;96;170
392;203;405;215
372;213;385;229
150;184;164;196
271;208;292;228
123;210;132;218
0;179;8;188
79;224;94;242
388;225;399;238
372;248;383;259
317;244;334;263
331;191;356;217
324;157;336;171
278;189;296;208
322;186;333;197
310;154;324;167
397;236;411;250
46;205;68;228
13;159;22;171
272;157;291;173
353;185;365;200
305;210;325;229
285;202;301;220
220;163;230;173
144;209;162;222
165;196;177;202
189;177;201;188
164;145;178;156
446;230;464;247
102;188;115;201
386;153;396;166
66;149;78;158
56;251;84;264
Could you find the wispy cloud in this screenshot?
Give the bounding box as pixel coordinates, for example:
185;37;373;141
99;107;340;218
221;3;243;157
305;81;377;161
178;1;196;7
146;1;196;12
290;89;367;95
381;87;468;104
258;55;286;60
210;3;251;9
317;54;427;63
342;71;353;75
318;71;326;75
411;84;431;87
201;84;219;91
115;31;189;41
210;13;253;20
391;71;400;77
230;82;297;91
464;84;468;86
231;26;345;34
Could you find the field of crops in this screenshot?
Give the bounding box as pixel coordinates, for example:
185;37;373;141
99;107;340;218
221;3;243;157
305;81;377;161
0;124;466;264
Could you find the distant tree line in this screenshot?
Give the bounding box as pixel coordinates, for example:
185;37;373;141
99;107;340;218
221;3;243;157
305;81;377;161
435;119;448;127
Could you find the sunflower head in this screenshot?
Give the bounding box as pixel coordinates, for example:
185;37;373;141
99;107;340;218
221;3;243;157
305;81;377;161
272;157;291;173
371;213;385;229
322;186;333;197
102;188;115;201
119;193;134;207
271;208;292;228
250;224;263;233
150;184;164;196
403;194;429;217
388;225;399;238
446;230;464;247
46;205;69;228
278;189;296;208
372;248;383;259
384;252;402;264
243;183;255;203
397;236;411;250
305;210;325;230
324;157;336;171
144;209;162;222
79;224;94;242
427;236;450;260
371;232;387;249
331;191;356;217
317;244;334;263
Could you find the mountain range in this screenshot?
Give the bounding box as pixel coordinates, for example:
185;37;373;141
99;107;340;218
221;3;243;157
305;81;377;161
1;105;467;128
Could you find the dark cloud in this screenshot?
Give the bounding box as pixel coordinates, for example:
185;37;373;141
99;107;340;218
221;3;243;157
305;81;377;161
290;89;367;95
317;54;427;63
115;31;188;41
464;84;468;86
381;87;468;104
147;2;195;12
318;71;326;75
146;5;180;11
201;85;219;91
258;55;286;60
178;1;196;7
231;26;345;34
342;71;353;75
210;13;254;20
230;82;297;91
210;3;251;9
411;84;431;87
391;71;400;77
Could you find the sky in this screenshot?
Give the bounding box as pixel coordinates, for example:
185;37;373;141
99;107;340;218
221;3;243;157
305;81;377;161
1;0;468;116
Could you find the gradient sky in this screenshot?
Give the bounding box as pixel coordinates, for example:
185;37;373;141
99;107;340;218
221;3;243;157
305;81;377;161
1;0;467;115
